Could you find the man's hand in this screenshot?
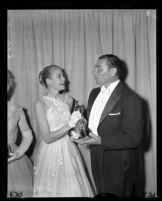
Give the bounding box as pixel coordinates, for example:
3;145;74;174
71;132;101;145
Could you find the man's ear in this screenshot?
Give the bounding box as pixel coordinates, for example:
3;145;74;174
111;68;117;77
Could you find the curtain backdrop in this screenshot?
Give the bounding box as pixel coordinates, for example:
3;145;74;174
7;9;156;197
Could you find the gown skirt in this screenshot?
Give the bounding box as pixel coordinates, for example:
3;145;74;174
8;153;33;197
33;135;94;197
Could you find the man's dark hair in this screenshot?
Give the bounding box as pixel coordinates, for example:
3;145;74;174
98;54;123;80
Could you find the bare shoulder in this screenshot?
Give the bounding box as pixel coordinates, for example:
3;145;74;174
64;93;74;106
35;100;42;107
35;99;45;111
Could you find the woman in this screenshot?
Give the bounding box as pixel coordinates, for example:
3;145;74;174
33;65;94;197
7;70;33;197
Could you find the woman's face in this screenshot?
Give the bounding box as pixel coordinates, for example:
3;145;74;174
47;69;65;91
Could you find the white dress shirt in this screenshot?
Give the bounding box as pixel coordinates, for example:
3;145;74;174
88;79;120;136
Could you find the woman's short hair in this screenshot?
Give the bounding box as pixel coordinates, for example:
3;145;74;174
39;65;63;88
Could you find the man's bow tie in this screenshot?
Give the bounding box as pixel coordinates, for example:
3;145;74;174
100;86;109;94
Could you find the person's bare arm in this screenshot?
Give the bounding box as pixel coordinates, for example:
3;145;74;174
8;109;33;163
35;101;71;144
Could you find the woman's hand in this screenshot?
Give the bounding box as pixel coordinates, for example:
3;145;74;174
70;130;81;140
8;151;21;163
69;111;82;128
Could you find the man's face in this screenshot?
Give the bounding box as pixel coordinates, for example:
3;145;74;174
93;58;113;87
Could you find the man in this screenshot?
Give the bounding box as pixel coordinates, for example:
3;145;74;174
73;54;144;197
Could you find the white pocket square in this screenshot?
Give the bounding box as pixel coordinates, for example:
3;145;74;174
108;112;121;116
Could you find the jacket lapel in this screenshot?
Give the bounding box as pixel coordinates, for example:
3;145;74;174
87;88;100;118
98;82;122;126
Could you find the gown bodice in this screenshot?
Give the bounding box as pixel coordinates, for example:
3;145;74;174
42;96;71;132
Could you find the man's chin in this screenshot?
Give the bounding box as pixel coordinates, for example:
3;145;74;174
95;80;102;86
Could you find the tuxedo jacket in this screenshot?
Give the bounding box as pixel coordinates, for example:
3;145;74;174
87;81;144;197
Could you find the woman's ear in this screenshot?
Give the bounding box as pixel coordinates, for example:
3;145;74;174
46;78;51;87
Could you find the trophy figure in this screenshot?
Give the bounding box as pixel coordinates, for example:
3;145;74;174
71;100;88;139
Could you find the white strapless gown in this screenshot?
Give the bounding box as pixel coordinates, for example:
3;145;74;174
33;96;94;197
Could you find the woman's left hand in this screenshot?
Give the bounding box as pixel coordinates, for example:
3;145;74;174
8;151;20;163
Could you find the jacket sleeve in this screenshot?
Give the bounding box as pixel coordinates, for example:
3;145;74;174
100;94;144;150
